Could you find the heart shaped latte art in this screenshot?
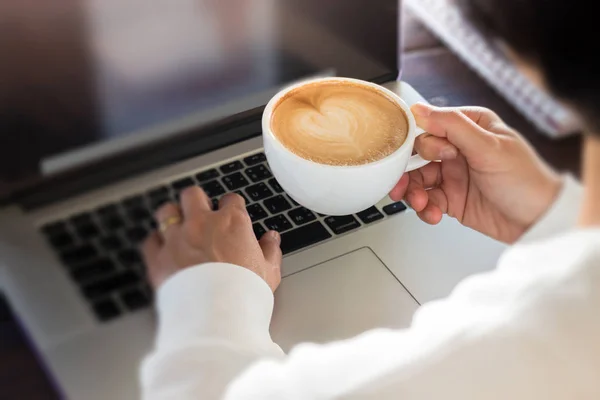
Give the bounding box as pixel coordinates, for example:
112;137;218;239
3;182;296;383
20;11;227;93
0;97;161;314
271;82;408;166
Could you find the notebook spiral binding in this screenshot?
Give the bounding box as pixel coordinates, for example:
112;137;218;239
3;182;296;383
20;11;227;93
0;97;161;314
405;0;581;138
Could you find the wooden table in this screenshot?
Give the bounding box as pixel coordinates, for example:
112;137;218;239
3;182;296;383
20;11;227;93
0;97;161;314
0;11;582;400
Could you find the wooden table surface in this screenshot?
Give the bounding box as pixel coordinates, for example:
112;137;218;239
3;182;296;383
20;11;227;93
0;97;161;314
0;10;582;400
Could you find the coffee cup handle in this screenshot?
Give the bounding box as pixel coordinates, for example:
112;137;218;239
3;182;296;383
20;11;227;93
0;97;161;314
405;127;431;172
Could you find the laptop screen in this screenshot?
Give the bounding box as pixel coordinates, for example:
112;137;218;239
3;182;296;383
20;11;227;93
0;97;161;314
0;0;399;202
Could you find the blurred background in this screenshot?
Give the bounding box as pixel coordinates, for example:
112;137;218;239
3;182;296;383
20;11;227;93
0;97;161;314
0;0;397;201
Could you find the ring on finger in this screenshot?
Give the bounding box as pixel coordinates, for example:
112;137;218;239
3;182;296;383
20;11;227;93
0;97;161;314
158;216;182;234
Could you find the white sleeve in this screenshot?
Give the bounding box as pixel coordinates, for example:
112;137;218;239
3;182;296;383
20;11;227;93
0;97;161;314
140;175;594;400
140;263;284;400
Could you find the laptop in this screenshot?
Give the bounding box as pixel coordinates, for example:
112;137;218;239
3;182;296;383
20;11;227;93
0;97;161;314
0;1;506;398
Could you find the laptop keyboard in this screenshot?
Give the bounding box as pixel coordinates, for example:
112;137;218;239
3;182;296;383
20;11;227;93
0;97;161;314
40;151;407;323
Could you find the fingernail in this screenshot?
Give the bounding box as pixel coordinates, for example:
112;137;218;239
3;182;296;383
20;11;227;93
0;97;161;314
270;231;281;244
440;146;458;160
411;103;433;117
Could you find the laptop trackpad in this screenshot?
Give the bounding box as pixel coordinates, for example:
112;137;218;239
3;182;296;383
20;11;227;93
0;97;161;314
270;247;419;352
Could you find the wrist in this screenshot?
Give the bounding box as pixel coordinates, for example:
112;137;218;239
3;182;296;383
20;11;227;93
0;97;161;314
518;174;584;243
520;167;563;233
538;169;563;223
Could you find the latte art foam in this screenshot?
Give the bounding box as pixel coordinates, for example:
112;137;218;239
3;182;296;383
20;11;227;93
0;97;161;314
271;82;408;166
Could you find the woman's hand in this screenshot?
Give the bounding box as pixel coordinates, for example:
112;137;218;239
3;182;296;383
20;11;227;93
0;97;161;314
390;103;562;243
142;187;282;290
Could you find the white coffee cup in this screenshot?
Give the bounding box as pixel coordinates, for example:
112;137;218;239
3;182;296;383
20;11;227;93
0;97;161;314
262;77;429;216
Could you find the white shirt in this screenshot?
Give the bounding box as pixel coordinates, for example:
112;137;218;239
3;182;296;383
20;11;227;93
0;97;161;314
141;176;600;399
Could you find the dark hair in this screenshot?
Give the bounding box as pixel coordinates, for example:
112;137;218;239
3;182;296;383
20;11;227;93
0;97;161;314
459;0;600;132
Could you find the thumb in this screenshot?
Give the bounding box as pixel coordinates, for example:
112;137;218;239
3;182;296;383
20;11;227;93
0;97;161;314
259;230;283;266
411;103;497;159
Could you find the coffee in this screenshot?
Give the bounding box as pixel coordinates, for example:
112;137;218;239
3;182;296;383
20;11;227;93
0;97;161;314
270;81;408;166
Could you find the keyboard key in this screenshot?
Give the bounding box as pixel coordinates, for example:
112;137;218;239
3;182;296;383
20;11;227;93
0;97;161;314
324;215;361;235
60;244;98;265
98;235;123;251
263;195;292;214
288;207;317;226
243;153;266;166
127;206;152;222
121;288;151;311
252;223;267;240
125;226;147;243
196;169;219;182
287;196;299;206
47;231;74;249
280;222;332;255
97;204;119;216
70;213;100;239
142;220;155;232
130;262;147;276
103;215;126;230
201;180;226;198
42;221;74;248
356;207;384;224
220;161;244;174
42;221;68;237
82;271;140;299
264;214;293;233
172;177;195;192
122;195;145;209
150;196;171;210
148;186;170;199
70;258;116;283
234;190;249;204
92;299;121;322
97;205;125;230
76;223;100;239
148;187;172;210
245;183;273;202
141;283;153;298
267;178;284;193
211;198;219;210
246;203;268;222
118;249;142;267
68;212;90;227
222;172;249;191
245;164;272;182
382;201;407;216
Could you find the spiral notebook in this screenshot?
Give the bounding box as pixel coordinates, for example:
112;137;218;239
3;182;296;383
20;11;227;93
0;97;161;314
405;0;580;138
